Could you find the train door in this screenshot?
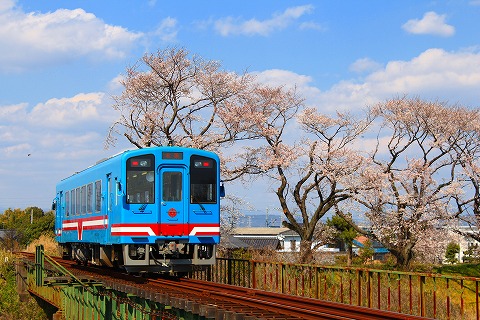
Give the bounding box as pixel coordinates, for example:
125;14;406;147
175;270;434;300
159;166;187;236
55;191;63;241
106;173;113;214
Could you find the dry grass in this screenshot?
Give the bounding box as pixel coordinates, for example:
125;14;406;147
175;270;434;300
25;234;62;257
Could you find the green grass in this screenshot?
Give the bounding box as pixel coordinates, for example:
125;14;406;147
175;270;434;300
433;263;480;278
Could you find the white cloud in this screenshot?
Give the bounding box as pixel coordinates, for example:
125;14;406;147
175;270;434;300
0;0;14;12
252;69;322;107
0;88;129;209
253;48;480;113
0;3;143;72
0;103;28;121
402;11;455;37
349;58;383;74
327;49;480;111
299;21;326;32
214;5;314;36
28;93;113;128
367;49;480;95
108;74;125;92
2;143;31;157
1;92;119;153
151;17;178;42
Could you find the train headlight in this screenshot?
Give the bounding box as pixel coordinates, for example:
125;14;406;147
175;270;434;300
146;172;154;182
194;160;212;168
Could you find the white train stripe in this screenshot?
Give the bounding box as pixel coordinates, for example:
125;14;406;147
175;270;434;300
111;226;156;236
83;219;108;227
189;226;220;236
63;222;78;229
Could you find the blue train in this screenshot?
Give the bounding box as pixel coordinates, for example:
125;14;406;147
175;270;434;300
53;147;222;274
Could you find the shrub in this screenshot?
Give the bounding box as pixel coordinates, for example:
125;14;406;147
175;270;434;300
0;249;48;320
25;234;61;257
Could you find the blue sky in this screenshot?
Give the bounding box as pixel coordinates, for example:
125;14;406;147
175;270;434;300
1;0;480;212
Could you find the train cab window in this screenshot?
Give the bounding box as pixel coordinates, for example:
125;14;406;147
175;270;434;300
190;155;217;204
126;154;155;204
162;172;182;201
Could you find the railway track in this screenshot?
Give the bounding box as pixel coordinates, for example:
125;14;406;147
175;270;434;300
144;277;429;320
19;252;430;319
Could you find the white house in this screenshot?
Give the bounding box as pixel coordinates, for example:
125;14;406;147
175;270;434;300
231;227;295;251
229;227;339;253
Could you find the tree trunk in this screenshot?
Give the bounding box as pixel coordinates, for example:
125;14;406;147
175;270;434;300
393;246;414;270
299;240;314;264
347;243;353;266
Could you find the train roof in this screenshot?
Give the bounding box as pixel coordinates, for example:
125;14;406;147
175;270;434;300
59;146;218;181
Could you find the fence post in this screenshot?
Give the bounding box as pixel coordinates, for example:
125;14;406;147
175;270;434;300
227;258;232;285
356;269;362;306
367;271;371;308
251;260;256;289
420;275;425;317
35;245;44;287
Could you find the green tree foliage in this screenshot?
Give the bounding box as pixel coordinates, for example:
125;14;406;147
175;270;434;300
326;213;358;266
445;242;460;264
0;250;48;319
0;207;54;249
358;239;375;264
462;245;480;263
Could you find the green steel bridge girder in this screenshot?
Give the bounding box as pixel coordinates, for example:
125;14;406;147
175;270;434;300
18;262;213;320
16;246;214;320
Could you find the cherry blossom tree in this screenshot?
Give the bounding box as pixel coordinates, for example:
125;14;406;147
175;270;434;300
240;86;371;262
355;97;468;269
446;109;480;241
107;47;255;152
219;195;250;235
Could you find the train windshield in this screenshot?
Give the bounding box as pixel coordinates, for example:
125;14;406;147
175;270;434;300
190;155;217;204
126;154;155;204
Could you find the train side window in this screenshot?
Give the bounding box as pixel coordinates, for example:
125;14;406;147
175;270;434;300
65;191;70;217
95;180;102;212
162;172;182;202
86;183;93;214
81;185;86;214
76;187;81;215
71;189;75;216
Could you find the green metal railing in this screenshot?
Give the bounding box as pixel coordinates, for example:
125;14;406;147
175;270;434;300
191;258;480;320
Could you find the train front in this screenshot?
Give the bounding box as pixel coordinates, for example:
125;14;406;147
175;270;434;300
114;147;221;274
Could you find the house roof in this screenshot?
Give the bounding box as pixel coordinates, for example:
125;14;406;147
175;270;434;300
353;236;389;254
232;227;290;236
280;229;299;236
236;238;280;250
220;235;250;249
